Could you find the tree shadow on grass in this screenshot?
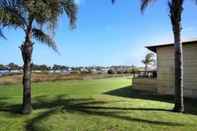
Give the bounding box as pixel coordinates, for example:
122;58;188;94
0;97;22;115
104;86;174;103
25;108;58;131
0;95;191;131
25;95;187;131
104;86;197;115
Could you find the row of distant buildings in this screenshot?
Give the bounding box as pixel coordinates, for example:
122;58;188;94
0;64;141;76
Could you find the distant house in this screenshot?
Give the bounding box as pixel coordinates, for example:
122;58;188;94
100;68;109;74
133;40;197;98
10;70;23;73
0;66;9;76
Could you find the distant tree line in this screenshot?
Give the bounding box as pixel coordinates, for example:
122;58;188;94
107;65;141;74
0;63;70;71
0;63;22;70
0;63;143;74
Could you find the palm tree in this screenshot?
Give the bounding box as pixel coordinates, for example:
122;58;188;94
111;0;186;112
141;0;185;113
142;53;154;76
0;0;77;114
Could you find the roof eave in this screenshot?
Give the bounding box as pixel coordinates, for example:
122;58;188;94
145;40;197;53
146;46;157;53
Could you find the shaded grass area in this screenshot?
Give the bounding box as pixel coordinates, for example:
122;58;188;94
104;86;197;115
0;77;197;131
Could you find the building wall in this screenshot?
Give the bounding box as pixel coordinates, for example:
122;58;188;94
157;43;197;97
133;78;158;93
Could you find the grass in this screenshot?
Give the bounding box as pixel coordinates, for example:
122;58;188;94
0;77;197;131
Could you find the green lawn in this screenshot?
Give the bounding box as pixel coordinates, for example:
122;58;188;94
0;77;197;131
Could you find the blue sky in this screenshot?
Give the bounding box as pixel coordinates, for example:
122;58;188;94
1;0;197;66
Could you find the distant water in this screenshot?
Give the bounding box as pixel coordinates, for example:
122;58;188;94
0;70;9;76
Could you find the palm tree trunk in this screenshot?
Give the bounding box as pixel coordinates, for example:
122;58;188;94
21;42;33;114
170;0;184;112
173;28;184;112
20;21;33;114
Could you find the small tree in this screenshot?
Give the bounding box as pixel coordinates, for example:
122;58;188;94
108;69;116;74
142;53;154;76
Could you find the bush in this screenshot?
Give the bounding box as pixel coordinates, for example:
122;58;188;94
117;70;123;74
107;69;116;74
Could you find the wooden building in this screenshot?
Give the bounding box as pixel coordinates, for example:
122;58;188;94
133;40;197;98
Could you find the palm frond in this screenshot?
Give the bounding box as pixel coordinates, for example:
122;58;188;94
32;28;58;52
193;0;197;4
111;0;115;4
140;0;156;13
61;0;77;28
0;0;26;29
168;0;184;26
0;0;18;7
0;28;6;39
27;0;61;33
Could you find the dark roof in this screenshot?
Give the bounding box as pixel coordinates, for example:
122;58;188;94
146;40;197;53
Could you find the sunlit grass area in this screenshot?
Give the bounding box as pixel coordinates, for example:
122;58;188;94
0;77;197;131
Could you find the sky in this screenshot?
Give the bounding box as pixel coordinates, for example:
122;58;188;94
1;0;197;67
